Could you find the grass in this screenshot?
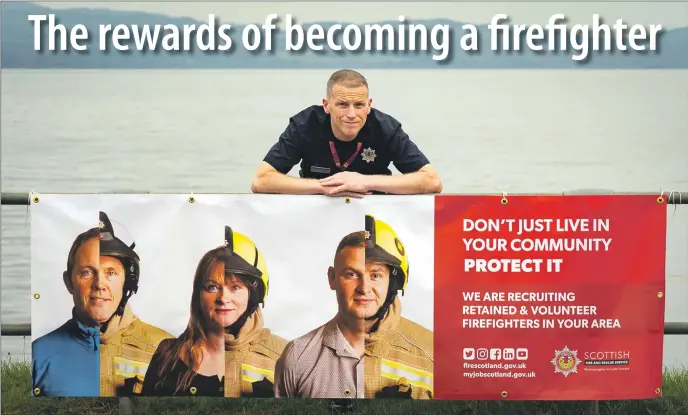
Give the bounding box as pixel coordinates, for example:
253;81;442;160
3;357;687;415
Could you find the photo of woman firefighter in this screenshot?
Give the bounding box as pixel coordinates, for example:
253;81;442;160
140;225;287;397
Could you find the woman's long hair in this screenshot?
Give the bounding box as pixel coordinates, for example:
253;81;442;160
152;246;259;394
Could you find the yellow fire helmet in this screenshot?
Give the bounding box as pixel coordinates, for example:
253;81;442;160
223;225;269;306
364;214;409;295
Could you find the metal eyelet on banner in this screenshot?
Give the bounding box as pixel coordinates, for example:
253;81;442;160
188;194;196;203
190;386;197;395
33;293;40;299
498;189;508;205
657;189;665;204
656;387;661;395
657;292;664;298
34;387;40;396
501;391;508;398
29;190;40;204
344;198;351;204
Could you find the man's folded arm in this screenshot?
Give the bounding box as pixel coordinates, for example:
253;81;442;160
252;119;326;195
251;161;324;195
364;163;442;195
370;124;442;195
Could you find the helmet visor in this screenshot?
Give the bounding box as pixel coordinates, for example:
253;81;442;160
222;250;263;279
365;245;401;268
99;211;139;263
223;226;263;280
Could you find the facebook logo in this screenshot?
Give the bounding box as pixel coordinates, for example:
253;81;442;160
489;348;502;360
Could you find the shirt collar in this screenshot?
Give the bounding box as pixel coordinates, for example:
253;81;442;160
322;113;368;144
322;317;360;359
68;308;100;351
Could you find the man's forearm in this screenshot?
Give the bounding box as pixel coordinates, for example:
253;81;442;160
366;170;442;195
252;171;323;195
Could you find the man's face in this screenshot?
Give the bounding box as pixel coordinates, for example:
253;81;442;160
328;245;389;321
323;84;372;141
64;236;126;326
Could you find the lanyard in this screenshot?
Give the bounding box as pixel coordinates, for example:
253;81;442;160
329;141;362;171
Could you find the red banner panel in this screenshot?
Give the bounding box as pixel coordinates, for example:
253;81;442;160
434;195;667;400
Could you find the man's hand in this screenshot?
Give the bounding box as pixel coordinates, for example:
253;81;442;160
319;172;371;198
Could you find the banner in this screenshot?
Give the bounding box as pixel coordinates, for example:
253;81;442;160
435;195;667;400
28;193;666;400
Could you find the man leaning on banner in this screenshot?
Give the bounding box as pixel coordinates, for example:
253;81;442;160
31;211;173;397
363;214;434;399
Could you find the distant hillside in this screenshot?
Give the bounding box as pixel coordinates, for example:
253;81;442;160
2;2;686;68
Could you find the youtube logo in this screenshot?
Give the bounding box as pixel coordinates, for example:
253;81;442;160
516;348;528;360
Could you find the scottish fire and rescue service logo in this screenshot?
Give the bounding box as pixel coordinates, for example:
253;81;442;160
394;237;405;256
361;147;376;163
550;346;581;377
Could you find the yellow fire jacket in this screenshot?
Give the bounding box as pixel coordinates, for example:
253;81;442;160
364;297;434;399
99;304;174;397
224;308;288;398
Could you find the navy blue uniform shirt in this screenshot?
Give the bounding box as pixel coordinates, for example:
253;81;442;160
263;105;430;179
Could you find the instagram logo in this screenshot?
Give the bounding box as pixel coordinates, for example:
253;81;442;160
477;348;489;360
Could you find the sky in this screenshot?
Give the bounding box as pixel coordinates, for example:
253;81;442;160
31;1;688;29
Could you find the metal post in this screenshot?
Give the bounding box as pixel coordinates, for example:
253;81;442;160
665;322;688;334
1;323;31;336
1;192;32;205
3;191;688;206
119;397;134;415
587;400;600;415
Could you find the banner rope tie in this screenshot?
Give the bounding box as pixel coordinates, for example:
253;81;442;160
669;190;681;216
188;184;196;204
25;190;39;229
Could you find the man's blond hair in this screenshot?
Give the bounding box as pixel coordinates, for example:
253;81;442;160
327;69;369;98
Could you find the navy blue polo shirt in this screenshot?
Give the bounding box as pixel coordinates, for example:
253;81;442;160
263;105;430;179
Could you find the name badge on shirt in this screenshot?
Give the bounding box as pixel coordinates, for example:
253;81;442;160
311;166;330;174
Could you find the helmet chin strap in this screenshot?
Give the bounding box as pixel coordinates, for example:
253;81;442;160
226;302;259;337
113;289;134;317
111;260;138;317
364;266;402;329
225;281;260;338
97;258;139;333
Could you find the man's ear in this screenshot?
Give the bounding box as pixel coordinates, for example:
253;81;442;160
63;271;74;294
367;98;373;114
327;266;336;290
322;98;330;114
